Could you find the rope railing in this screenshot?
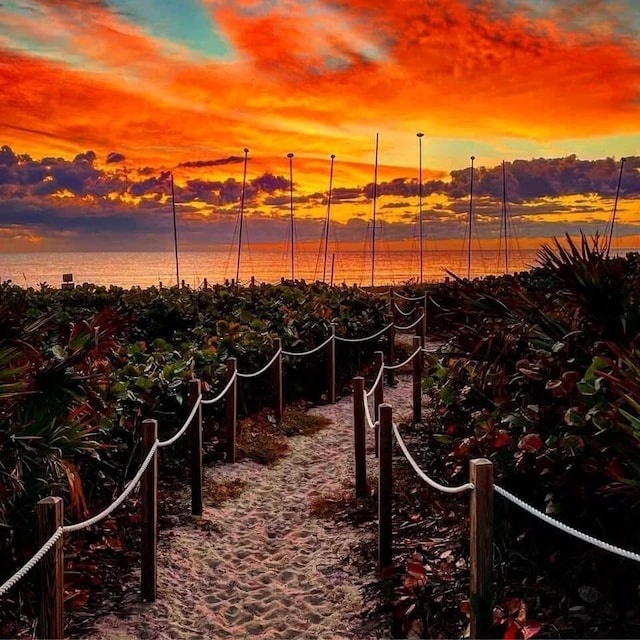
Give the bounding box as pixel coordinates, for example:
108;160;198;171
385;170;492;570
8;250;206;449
494;486;640;563
282;334;334;357
201;371;237;405
383;346;422;371
236;348;282;379
395;291;424;302
362;389;377;431
335;322;393;343
0;528;64;598
392;423;475;494
393;314;425;331
63;441;160;533
365;363;385;398
393;302;415;317
157;394;202;448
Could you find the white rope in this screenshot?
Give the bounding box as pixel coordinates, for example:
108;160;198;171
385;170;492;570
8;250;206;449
282;334;334;357
201;371;237;405
392;423;474;494
365;363;385;398
393;302;415;317
237;348;282;379
64;441;159;533
394;314;425;331
157;395;202;448
495;486;640;563
362;389;377;431
335;323;393;344
384;346;422;371
0;527;64;597
395;291;423;302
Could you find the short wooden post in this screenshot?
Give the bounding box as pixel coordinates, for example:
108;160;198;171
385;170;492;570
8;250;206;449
373;350;384;457
226;357;237;463
159;281;163;289
388;287;395;322
327;325;336;404
251;275;256;287
416;304;425;346
273;338;283;422
141;419;158;602
378;403;393;572
181;279;185;289
189;379;203;516
386;323;396;386
470;458;494;640
37;497;64;640
203;278;208;290
412;336;422;424
353;377;367;498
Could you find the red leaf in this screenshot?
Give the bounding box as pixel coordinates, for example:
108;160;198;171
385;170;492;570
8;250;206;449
503;620;521;639
407;562;427;578
494;430;512;449
460;600;471;618
518;434;543;453
522;621;542;640
66;590;90;609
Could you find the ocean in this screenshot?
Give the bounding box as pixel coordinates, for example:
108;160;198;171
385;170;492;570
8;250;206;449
0;245;555;289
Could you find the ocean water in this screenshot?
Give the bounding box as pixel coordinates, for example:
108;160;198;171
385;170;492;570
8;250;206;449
0;246;550;289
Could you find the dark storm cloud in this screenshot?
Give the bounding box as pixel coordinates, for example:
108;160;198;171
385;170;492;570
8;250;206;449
251;173;289;193
106;152;126;163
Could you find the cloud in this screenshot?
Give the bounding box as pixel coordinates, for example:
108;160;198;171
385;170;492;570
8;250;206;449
177;156;244;168
106;152;126;163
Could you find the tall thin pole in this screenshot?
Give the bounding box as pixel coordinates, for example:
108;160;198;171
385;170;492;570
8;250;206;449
417;132;424;283
467;155;475;280
323;154;335;282
287;152;295;280
171;173;179;287
371;133;379;288
236;148;249;282
502;160;508;274
607;157;626;255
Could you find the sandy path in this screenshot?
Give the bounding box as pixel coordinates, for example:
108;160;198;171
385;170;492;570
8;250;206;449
93;371;418;640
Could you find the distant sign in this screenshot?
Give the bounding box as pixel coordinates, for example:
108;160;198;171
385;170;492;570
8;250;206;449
62;273;73;282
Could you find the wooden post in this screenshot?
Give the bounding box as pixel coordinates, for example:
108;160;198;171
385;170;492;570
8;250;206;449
328;325;336;404
203;278;208;290
141;419;158;602
37;497;64;640
389;287;395;319
189;379;203;516
226;357;237;463
273;338;283;422
470;458;494;640
412;336;423;424
386;323;396;386
353;377;367;498
378;403;393;572
181;279;185;289
373;350;384;457
423;292;429;348
251;275;256;287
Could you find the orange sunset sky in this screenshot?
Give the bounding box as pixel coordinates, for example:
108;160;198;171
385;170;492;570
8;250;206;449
0;0;639;254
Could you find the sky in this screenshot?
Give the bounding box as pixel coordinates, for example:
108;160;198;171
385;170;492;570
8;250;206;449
0;0;639;254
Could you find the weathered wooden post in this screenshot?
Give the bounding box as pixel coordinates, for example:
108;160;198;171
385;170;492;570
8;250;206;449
189;379;203;516
273;338;283;422
470;458;494;640
328;325;336;404
373;350;384;457
378;403;393;572
389;287;395;320
141;419;158;602
251;275;256;287
37;497;64;639
181;279;186;289
226;358;237;463
386;323;396;386
412;336;423;424
352;377;367;498
416;305;426;349
203;278;208;290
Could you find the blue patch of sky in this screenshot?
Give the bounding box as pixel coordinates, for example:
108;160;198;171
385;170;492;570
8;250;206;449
106;0;234;59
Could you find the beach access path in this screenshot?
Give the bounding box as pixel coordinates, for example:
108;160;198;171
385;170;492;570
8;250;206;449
93;372;417;639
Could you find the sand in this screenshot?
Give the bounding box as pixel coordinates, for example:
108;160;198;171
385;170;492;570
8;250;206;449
92;367;422;640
